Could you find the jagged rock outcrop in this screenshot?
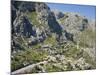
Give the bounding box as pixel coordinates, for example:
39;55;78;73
11;1;68;53
58;13;88;32
53;10;65;19
58;12;95;43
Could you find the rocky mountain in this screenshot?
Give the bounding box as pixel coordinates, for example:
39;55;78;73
11;1;96;74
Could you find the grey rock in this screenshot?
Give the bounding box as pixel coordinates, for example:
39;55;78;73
53;10;64;19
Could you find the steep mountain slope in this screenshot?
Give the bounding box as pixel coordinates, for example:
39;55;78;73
11;1;96;74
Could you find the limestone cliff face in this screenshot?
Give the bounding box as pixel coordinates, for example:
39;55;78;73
12;1;66;53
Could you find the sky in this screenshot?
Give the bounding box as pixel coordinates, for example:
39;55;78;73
47;3;96;20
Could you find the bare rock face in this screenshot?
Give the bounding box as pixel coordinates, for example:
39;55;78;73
58;13;88;33
35;3;63;37
13;15;36;37
58;12;95;43
53;10;65;19
11;0;64;53
12;1;36;12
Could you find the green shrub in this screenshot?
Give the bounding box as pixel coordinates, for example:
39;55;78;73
79;29;96;48
27;12;42;27
11;49;48;71
45;63;62;72
64;45;81;59
83;51;96;68
43;36;57;45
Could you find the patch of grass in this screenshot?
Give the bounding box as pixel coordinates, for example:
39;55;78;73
79;29;96;48
31;43;41;49
27;12;41;27
45;63;62;72
64;45;81;59
43;35;57;45
11;59;24;71
16;37;28;50
11;49;48;71
83;51;96;68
